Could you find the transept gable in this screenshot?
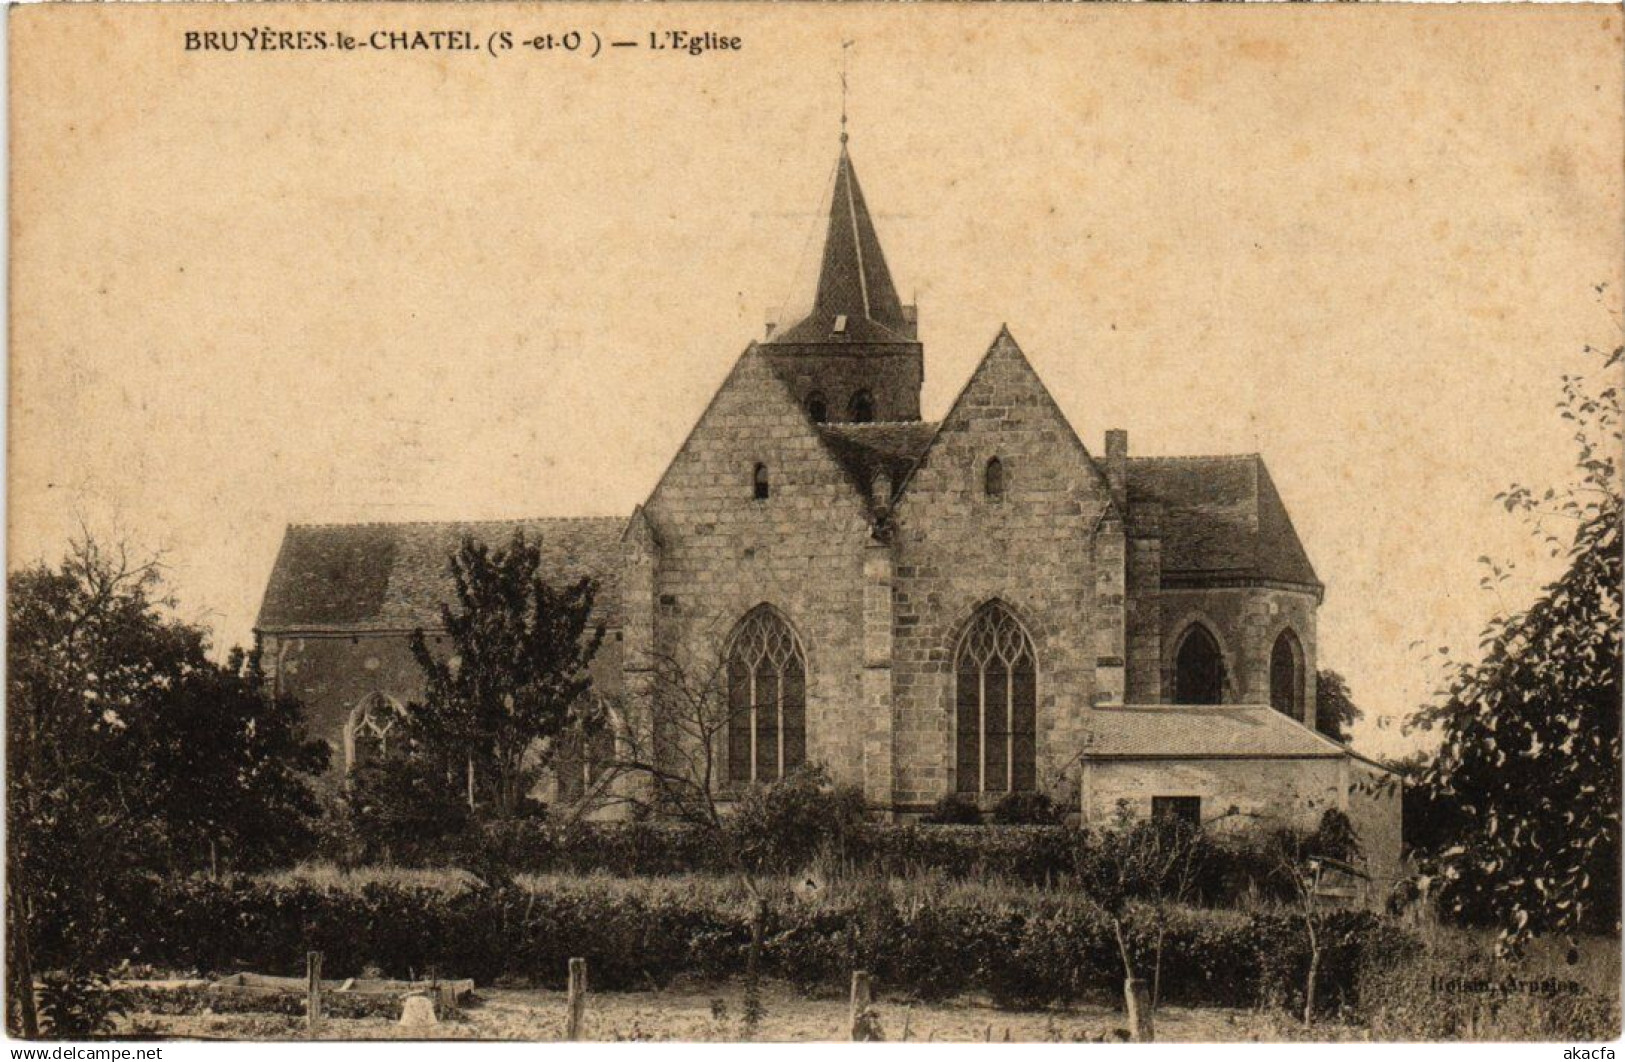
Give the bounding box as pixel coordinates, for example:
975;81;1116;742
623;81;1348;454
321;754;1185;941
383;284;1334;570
891;326;1117;522
642;344;876;536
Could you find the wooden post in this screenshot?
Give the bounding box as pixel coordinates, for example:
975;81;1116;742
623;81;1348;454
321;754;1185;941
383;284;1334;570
565;957;587;1040
849;970;873;1041
1125;977;1153;1042
306;951;323;1032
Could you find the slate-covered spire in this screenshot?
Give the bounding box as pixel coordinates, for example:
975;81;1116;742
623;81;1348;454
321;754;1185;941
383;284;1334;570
768;144;915;346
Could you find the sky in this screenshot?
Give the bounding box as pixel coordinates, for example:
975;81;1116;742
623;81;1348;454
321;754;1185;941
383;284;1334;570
10;3;1623;759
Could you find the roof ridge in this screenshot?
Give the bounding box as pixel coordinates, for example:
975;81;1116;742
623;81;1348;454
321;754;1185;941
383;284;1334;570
287;515;626;530
1127;453;1261;464
819;420;939;431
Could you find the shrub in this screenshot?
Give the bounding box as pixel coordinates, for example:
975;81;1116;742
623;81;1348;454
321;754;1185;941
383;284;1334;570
921;794;982;825
725;765;868;875
989;791;1067;826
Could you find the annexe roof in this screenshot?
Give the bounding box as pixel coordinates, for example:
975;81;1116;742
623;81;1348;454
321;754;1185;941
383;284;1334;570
256;517;625;633
1084;704;1348;760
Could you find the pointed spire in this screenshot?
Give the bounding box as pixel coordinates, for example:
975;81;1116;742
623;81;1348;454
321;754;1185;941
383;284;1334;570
769;145;911;345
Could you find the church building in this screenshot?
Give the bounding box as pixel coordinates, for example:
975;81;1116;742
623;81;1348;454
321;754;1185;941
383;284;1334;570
255;137;1400;873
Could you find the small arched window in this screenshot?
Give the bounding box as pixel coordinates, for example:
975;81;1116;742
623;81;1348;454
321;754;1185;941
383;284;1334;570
984;457;1006;500
1173;625;1225;705
848;390;875;423
346;692;403;771
806;392;828;423
1270;630;1304;718
753;463;770;500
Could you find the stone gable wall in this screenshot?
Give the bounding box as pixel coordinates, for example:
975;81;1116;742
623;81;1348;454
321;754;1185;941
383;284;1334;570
643;351;878;790
888;336;1115;809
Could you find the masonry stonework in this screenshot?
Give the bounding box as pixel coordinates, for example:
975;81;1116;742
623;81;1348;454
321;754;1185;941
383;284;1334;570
254;137;1399;866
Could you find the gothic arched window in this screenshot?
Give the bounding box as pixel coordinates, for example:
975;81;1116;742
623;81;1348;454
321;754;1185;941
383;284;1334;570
1270;629;1304;717
346;692;403;771
955;603;1037;794
807;392;828;423
555;700;616;803
848;390;875;423
726;607;807;784
1173;624;1225;705
984;457;1006;500
753;463;770;500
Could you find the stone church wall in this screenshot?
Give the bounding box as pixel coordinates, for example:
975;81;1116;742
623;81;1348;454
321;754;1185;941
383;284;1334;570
642;350;878;793
888;335;1115;811
1083;756;1345;830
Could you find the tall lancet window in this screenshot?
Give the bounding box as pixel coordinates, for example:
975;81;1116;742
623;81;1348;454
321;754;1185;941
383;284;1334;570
955;603;1037;794
726;607;807;784
1173;624;1226;705
1270;629;1304;718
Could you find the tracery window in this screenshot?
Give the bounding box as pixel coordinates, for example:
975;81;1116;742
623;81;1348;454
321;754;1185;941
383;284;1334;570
1173;624;1225;705
726;607;807;784
955;603;1037;794
346;692;403;771
555;701;616;803
1270;629;1304;717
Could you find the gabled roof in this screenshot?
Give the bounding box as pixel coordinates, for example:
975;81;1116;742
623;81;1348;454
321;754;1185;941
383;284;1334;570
817;421;939;502
1085;705;1347;759
1127;455;1320;591
256;517;625;633
767;146;914;347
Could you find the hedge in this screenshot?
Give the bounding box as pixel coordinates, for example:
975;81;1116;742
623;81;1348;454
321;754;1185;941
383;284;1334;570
86;876;1416;1015
342;820;1296;906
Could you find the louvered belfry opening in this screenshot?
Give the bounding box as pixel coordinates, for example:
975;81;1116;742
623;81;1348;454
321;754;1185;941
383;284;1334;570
726;606;807;784
955;603;1037;794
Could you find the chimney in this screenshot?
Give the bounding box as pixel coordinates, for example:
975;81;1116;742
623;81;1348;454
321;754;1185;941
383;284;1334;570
1104;429;1128;511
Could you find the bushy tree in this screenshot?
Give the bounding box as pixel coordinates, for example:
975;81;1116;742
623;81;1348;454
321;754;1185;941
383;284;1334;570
1313;669;1362;743
407;532;604;819
6;536;328;1034
1409;344;1622;939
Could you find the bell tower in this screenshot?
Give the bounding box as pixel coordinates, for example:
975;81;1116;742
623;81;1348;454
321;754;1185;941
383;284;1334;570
762;138;923;424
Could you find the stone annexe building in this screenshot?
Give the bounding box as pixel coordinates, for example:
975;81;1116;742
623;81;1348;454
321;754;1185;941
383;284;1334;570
256;139;1401;877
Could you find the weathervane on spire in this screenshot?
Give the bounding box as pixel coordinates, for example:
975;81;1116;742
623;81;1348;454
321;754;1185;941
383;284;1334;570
840;39;854;146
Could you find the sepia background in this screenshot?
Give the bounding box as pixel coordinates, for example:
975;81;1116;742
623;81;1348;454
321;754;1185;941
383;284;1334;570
10;2;1623;759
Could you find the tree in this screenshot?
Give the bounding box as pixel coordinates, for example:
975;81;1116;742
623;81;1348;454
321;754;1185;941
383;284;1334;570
1408;343;1622;940
1268;808;1365;1026
7;534;329;1033
1313;669;1362;743
594;641;865;1038
407;532;604;819
1072;807;1208;1039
